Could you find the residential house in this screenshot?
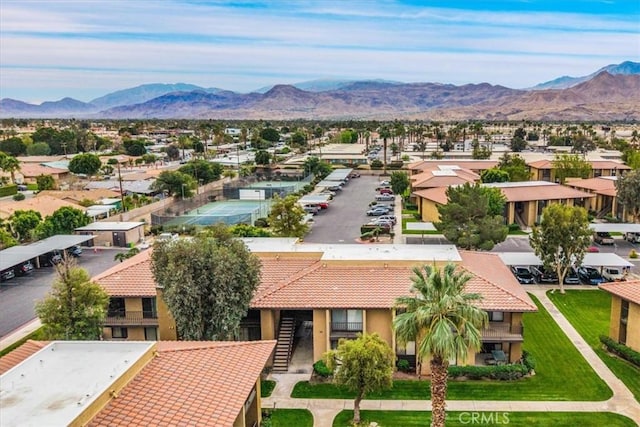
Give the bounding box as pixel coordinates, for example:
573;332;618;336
37;189;120;205
0;340;275;427
75;221;145;247
14;163;70;185
528;159;630;182
565;176;633;221
0;195;84;220
600;281;640;353
408;160;498;175
410;165;479;191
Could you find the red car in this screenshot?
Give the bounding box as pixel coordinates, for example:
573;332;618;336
379;188;394;195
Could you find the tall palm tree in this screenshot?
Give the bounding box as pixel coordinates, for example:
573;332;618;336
394;264;488;427
0;153;21;184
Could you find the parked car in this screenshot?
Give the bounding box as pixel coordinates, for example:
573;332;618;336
367;207;390;216
510;266;536;284
593;232;615;245
375;194;395;202
378;215;397;225
348;172;361;178
15;261;34;276
1;269;16;282
303;205;320;215
157;233;179;242
576;266;605;285
380;180;390;186
602;267;626;282
379;188;394;195
564;268;581;285
587;245;600;253
49;253;64;265
625;232;640;243
369;218;394;228
328;185;343;192
67;245;83;257
530;265;558;283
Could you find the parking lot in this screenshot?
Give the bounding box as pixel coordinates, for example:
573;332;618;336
304;175;395;244
0;247;127;338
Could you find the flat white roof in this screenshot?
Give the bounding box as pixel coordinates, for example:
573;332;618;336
0;341;154;427
483;181;556;188
432;169;457;176
75;221;145;231
590;223;640;233
0;235;95;271
498;252;633;268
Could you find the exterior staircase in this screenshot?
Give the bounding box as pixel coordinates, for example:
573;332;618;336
272;317;295;373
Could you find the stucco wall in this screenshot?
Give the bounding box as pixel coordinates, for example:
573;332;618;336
366;309;393;346
313;309;328;362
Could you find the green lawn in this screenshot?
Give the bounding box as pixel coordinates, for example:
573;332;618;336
547;289;640;402
333;411;637;427
261;380;276;398
263;409;313;427
292;295;612;401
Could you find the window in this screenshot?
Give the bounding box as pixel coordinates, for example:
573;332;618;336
620;300;629;345
488;312;504;322
108;298;125;317
144;327;158;341
331;309;363;331
112;327;128;339
396;340;416;356
142;297;157;318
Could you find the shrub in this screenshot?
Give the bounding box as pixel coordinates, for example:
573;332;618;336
600;335;640;367
630;249;638;259
0;184;18;197
448;364;529;381
254;218;269;228
397;359;411;372
508;223;521;232
313;359;333;377
370;159;383;169
12;192;26;201
404;202;418;211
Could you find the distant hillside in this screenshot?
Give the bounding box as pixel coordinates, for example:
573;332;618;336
531;61;640;90
254;78;403;93
89;83;222;109
0;97;96;117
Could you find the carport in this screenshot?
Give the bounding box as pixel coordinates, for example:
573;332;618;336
497;252;633;268
0;234;95;271
589;223;640;233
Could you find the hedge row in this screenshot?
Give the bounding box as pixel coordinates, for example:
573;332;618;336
600;335;640;367
448;351;535;381
0;184;18;197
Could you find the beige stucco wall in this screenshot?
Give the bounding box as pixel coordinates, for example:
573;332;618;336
419;198;441;222
260;310;276;341
627;302;640;352
156;287;177;340
313;309;328;362
366;309;393;346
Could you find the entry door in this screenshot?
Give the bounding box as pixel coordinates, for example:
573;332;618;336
112;232;125;247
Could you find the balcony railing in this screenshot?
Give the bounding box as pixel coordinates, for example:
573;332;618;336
481;322;523;342
105;310;159;326
331;322;363;332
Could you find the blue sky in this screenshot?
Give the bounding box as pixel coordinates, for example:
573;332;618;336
1;0;638;103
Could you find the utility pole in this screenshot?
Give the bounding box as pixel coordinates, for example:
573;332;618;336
117;161;126;214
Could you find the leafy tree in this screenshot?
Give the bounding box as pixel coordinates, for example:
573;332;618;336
35;261;109;340
303;156;332;179
471;141;491;159
36;174;56;190
510;136;527;152
151;230;261;340
622;149;640;170
0;152;21;183
513;127;527;139
260;127;280;143
290;131;307;147
0;228;18;249
165;144;180;160
0;137;27;156
178;159;223;184
552;154;592;184
267;194;309;238
616;170;640;223
530;204;592;293
123;140;147;156
228;223;273;237
26;142;52;156
435;183;507;250
142;153;158;164
480;168;510;183
394;264;487;427
9;210;42;241
35;206;91;238
390;171;409;196
69;153;102;176
152;171;196;198
497;153;530;182
255;150;271;166
325;333;394;424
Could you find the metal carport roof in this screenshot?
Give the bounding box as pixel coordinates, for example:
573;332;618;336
0;235;95;271
497;252;633;268
589;223;640;233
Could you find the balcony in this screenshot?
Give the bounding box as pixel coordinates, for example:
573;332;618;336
105;310;159;326
330;322;363;338
481;322;523;342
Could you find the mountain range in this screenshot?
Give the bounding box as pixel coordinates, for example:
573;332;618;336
1;61;639;121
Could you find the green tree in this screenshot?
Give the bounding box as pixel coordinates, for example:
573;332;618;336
394;264;487;427
35;206;91;238
497;153;530;182
0;137;27;156
228;223;273;237
36;174;56;190
303;156;332;179
151;171;196;198
530;204;592;293
622;149;640;170
123;140;147;156
165;144;180;160
390;171;410;196
267;194;309;238
0;228;18;249
178;159;224;184
471;141;491;159
35;261;109;340
325;333;394;424
552;154;592;184
260;127;280;143
69;153;102;176
0;152;21;183
616;170;640;223
150;230;261;340
26;142;52;156
510;136;527;152
9;210;42;242
290;131;307;148
435;183;508;250
255;150;271;166
480;168;510;183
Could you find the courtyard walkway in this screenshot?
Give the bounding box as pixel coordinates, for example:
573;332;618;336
264;287;640;427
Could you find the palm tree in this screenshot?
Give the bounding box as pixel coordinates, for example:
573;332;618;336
394;264;488;427
0;153;21;184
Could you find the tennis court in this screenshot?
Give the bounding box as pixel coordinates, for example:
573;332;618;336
163;200;271;226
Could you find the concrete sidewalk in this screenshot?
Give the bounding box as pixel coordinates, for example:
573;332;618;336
264;288;640;427
0;318;41;351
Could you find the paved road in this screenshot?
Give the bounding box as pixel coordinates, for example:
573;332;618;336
304;175;392;244
0;248;127;338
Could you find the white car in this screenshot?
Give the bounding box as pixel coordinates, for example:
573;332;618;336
625;232;640;243
602;267;626;282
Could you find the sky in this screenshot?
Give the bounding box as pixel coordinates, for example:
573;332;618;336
1;0;639;103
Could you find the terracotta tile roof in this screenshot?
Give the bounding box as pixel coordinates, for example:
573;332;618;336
38;189;120;203
485;182;595;202
18;163;69;177
256;257;323;296
412;187;448;204
0;195;83;219
600;281;640;305
411;169;479;189
252;255;537;312
90;340;276;427
565;177;618;197
93;250;156;297
0;340;49;375
528;159;629;170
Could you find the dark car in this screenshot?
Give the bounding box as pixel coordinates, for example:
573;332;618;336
14;261;34;276
511;266;536;284
576;266;605;285
593;232;615;245
530;265;558;283
68;245;83;257
1;269;16;282
564;268;581;285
